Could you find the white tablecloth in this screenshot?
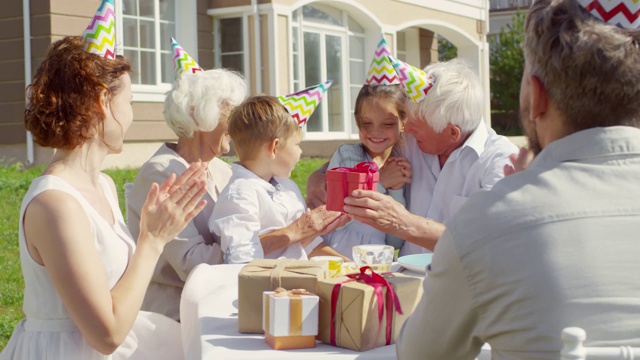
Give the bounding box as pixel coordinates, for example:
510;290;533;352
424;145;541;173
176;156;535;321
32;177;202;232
180;263;491;360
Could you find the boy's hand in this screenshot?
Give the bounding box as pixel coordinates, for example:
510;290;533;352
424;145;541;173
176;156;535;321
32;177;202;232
379;157;412;190
294;206;349;238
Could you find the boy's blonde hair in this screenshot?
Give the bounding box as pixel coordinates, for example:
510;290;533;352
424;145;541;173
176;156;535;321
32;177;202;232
228;95;301;161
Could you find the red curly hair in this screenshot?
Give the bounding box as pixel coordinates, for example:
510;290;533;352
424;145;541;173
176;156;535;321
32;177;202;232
25;36;132;150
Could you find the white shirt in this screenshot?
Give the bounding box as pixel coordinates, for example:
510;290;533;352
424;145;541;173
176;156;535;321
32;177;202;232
400;122;517;256
210;163;322;264
397;126;640;359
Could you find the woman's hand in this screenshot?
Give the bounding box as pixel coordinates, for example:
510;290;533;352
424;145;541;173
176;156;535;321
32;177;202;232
138;162;208;248
504;147;534;176
379;157;412;190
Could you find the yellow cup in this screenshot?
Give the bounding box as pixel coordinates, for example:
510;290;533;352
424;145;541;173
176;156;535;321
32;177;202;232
310;256;344;278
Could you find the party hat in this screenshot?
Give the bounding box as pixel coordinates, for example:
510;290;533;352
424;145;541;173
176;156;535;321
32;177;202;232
171;37;203;78
82;0;116;59
387;55;434;103
277;80;333;127
365;35;400;86
578;0;640;29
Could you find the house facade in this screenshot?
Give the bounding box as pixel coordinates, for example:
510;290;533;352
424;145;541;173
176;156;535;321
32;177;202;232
1;0;490;168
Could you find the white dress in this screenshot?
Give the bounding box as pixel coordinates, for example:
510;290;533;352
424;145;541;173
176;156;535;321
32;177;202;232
0;175;183;360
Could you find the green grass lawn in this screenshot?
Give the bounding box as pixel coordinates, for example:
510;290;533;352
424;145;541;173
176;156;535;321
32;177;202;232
0;157;326;350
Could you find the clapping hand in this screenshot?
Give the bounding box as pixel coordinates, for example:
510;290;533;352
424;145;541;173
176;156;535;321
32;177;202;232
138;162;208;247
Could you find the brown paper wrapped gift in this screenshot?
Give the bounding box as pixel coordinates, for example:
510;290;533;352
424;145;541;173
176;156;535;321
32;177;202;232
238;259;328;333
316;267;423;351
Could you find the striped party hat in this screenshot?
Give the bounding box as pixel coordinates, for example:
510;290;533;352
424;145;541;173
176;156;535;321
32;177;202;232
387;55;434;103
82;0;116;59
171;37;203;78
277;80;333;127
578;0;640;29
365;35;400;86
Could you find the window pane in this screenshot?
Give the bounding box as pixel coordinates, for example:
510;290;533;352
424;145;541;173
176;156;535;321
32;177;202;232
220;18;243;52
350;60;365;84
293;54;300;83
124;49;140;84
139;20;155;49
326;34;343;132
123;18;139;47
140;51;157;84
159;0;175;21
139;0;154;18
348;16;364;33
161;50;173;83
292;27;299;53
160;22;174;51
221;54;244;73
303;32;321;86
292;9;299;22
123;0;138;16
349;36;364;60
303;31;322;131
397;32;406;52
302;5;342;27
350;86;360;134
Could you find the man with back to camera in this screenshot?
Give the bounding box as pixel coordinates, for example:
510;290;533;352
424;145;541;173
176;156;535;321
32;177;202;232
396;0;640;358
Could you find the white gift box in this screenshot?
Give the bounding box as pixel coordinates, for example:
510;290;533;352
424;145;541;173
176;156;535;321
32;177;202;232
262;290;319;336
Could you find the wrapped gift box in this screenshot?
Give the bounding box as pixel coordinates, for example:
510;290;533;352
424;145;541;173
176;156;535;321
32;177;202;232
263;288;319;350
238;259;328;333
326;162;379;212
316;267;423;351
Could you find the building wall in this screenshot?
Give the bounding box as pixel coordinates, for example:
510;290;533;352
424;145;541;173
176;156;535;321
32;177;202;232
1;0;489;167
0;0;29;148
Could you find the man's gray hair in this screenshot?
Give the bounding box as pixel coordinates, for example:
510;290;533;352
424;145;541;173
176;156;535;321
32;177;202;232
405;59;484;135
525;0;640;131
164;69;247;137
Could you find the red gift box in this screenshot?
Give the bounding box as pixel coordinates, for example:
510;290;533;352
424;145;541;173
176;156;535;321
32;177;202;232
325;162;379;212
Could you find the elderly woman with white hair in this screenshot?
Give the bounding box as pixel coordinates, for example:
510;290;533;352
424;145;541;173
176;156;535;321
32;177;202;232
126;69;246;321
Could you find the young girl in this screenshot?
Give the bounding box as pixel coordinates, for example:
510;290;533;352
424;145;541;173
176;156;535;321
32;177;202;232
323;83;411;257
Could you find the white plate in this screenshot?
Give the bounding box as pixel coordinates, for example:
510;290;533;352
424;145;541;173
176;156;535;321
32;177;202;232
397;253;433;274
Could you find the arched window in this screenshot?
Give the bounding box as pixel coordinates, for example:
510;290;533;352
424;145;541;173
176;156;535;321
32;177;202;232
291;4;365;139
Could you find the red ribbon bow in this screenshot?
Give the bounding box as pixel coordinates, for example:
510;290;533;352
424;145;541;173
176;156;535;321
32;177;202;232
329;266;403;347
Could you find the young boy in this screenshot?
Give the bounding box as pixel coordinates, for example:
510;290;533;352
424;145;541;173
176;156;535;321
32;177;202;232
210;85;348;264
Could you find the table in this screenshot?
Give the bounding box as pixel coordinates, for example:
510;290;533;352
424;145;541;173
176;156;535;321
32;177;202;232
180;263;491;359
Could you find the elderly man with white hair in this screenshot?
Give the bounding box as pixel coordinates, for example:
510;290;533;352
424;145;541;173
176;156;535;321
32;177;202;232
307;59;517;254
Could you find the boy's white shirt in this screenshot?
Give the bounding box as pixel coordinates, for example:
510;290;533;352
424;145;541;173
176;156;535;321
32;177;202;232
209;162;322;264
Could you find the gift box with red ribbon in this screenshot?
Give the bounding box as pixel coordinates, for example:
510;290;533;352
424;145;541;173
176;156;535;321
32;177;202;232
262;288;319;350
325;161;380;212
316;267;423;351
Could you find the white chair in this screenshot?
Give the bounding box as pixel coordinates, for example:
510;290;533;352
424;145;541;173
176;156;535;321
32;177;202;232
561;327;640;360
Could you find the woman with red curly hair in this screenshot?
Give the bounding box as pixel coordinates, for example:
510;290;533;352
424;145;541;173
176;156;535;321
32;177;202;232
0;36;206;360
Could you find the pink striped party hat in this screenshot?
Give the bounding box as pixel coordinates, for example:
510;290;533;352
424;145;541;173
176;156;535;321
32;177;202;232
365;35;401;86
578;0;640;29
171;37;203;78
82;0;116;59
277;80;333;127
387;55;434;103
